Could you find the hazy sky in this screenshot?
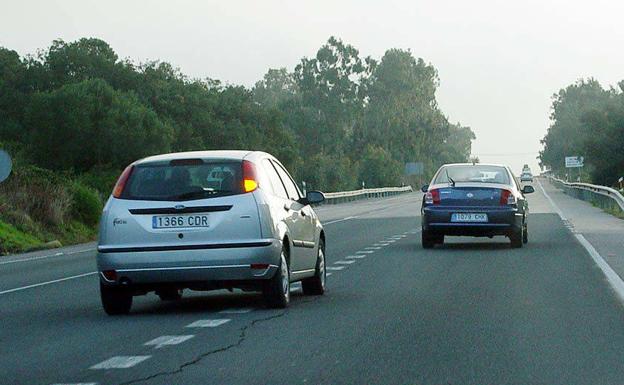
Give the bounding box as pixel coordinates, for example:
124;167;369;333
2;0;623;173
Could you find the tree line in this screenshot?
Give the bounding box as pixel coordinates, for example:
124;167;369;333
1;36;474;192
539;79;624;186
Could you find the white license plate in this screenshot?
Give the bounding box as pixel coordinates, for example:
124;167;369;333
152;215;210;229
451;213;488;223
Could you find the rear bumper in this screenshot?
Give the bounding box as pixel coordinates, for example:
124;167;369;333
96;239;281;285
422;207;523;236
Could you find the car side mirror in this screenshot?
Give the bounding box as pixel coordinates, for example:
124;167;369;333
421;184;429;193
300;190;325;205
522;185;535;194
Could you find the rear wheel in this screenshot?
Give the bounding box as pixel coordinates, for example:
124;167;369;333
302;239;326;295
523;224;528;244
100;283;132;315
422;230;435;249
263;249;290;308
510;227;523;248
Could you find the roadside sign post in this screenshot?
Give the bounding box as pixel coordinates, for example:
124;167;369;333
405;162;424;187
565;156;584;182
0;150;12;183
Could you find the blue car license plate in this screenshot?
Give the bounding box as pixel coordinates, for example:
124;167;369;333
451;213;488;223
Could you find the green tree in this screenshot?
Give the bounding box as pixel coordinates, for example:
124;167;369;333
26;78;172;171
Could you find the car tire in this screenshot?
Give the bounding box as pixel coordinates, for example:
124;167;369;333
435;235;445;245
157;288;183;301
100;283;132;315
510;227;523;249
523;224;528;244
422;230;435;249
263;248;290;308
302;239;326;296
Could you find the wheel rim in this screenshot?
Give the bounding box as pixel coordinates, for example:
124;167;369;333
319;248;326;289
280;252;289;300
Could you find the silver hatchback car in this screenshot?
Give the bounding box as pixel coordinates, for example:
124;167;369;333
97;151;326;315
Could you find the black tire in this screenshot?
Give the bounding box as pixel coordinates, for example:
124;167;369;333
157;288;183;301
435;235;445;245
510;227;523;249
522;224;528;244
302;239;326;295
263;249;290;308
100;283;132;315
422;230;435;249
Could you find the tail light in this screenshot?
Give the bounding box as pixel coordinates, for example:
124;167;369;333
242;160;258;193
425;189;441;205
500;189;517;205
112;164;134;198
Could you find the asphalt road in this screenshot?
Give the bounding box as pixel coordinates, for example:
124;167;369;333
2;187;624;385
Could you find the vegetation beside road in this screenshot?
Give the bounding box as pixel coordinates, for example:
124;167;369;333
540;79;624;186
0;37;474;254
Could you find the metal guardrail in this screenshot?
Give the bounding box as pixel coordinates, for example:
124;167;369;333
321;186;413;205
548;176;624;215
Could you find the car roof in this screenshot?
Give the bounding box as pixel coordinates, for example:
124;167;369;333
439;163;510;168
135;150;272;165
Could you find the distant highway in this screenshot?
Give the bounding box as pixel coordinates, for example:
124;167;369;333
3;181;624;385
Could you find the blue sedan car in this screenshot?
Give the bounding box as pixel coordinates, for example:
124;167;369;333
421;163;534;248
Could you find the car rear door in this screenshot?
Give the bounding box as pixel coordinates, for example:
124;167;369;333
271;160;317;267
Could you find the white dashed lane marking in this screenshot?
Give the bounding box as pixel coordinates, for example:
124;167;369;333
356;250;374;254
90;356;151;369
219;308;253;314
144;335;194;349
335;260;356;265
291;282;302;292
326;272;333;276
365;247;381;250
326;266;345;271
50;383;97;385
346;255;366;259
187;319;231;328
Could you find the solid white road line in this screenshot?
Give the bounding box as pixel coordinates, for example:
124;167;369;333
0;271;97;295
326;266;345;271
322;216;358;225
536;178;567;220
0;247;96;265
90;356;151;369
335;260;356;265
187;319;231;328
538;178;624;303
144;335;194;349
219;308;253;314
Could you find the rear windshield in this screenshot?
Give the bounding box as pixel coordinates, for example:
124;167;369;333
433;165;510;185
121;161;243;201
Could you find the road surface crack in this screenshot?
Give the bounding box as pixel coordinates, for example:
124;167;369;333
117;311;286;385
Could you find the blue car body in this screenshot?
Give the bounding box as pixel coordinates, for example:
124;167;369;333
421;164;533;248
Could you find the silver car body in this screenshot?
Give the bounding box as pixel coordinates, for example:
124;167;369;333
97;150;323;290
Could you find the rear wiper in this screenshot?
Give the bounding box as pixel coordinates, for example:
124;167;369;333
446;169;456;187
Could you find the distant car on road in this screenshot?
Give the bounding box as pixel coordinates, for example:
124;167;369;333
97;151;326;315
520;171;534;182
421;163;534;248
